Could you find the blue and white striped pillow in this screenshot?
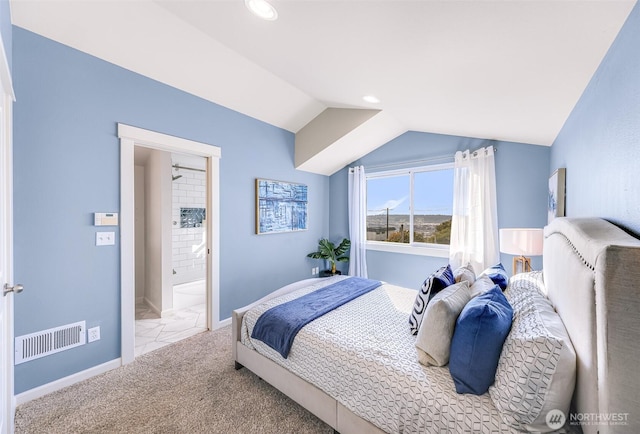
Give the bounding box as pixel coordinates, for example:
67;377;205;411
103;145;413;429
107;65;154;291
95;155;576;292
409;264;455;335
479;263;509;290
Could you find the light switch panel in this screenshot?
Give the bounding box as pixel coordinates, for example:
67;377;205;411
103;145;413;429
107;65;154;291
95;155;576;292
96;231;115;246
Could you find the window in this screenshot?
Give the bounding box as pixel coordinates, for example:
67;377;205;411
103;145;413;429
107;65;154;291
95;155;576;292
366;164;453;254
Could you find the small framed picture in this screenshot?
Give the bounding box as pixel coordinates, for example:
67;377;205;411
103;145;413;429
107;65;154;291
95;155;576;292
548;168;566;223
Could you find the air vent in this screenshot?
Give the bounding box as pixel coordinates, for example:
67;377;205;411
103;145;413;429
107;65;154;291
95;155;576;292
15;321;86;365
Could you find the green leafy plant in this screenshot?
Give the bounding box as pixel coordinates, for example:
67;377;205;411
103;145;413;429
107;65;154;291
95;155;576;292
307;238;351;274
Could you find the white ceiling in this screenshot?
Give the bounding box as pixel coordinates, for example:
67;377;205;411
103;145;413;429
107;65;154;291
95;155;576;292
11;0;636;163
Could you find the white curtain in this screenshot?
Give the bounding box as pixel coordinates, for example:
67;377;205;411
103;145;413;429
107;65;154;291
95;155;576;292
348;166;368;278
449;147;499;273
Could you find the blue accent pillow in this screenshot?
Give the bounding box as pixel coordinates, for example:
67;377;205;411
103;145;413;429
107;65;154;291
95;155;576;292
449;285;513;395
409;264;455;335
479;263;509;290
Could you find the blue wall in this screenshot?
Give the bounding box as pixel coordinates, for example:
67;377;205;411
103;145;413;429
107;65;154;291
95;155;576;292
329;131;550;288
550;2;640;236
0;0;10;73
12;0;639;395
12;27;329;393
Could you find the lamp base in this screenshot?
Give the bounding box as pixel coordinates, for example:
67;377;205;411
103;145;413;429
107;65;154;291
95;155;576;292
513;256;532;275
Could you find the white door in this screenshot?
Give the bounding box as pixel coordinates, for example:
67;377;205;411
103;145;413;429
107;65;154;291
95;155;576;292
0;91;19;434
0;101;8;433
0;53;16;433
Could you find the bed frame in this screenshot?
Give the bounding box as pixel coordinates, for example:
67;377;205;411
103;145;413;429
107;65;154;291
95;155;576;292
232;217;640;433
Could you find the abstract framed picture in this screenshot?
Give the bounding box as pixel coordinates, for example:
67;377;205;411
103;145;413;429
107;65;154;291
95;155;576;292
256;178;308;234
548;168;566;223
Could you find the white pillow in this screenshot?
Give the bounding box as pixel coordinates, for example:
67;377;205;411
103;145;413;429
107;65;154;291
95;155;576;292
489;272;576;432
453;262;476;285
469;275;496;298
415;281;471;367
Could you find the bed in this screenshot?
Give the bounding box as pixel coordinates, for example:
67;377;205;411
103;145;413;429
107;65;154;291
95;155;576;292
232;217;640;433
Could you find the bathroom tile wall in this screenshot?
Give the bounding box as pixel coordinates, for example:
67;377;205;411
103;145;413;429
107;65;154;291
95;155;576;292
172;167;207;284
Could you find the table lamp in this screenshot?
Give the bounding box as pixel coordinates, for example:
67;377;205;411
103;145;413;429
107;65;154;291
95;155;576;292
499;228;544;274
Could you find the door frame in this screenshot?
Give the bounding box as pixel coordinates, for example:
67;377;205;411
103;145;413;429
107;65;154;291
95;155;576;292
0;29;16;434
118;124;221;365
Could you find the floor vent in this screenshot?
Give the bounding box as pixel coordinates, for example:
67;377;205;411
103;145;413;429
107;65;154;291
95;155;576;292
15;321;86;365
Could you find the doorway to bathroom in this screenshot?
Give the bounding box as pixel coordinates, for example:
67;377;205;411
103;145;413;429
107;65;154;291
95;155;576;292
133;149;208;356
119;123;221;365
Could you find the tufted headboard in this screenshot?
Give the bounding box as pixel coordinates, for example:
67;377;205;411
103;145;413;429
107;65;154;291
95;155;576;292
543;217;640;434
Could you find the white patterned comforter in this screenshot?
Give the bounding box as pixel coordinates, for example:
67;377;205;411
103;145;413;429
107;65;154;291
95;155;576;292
241;276;515;433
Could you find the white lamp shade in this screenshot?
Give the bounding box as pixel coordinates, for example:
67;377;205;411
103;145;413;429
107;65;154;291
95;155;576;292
499;228;544;256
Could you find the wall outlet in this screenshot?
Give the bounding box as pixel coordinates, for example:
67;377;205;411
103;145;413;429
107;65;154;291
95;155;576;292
88;326;101;343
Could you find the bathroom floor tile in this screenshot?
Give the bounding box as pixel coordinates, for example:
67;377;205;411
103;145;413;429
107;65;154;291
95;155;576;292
135;299;206;357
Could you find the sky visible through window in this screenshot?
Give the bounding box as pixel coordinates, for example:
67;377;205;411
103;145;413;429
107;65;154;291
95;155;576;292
367;169;454;216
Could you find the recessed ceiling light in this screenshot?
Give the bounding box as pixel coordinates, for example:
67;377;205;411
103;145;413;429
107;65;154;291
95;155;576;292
363;95;380;104
245;0;278;21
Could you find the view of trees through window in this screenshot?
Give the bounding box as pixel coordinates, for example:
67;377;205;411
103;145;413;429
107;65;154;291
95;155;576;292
366;166;454;245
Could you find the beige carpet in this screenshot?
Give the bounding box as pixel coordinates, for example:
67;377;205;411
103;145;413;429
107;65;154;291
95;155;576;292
15;326;333;434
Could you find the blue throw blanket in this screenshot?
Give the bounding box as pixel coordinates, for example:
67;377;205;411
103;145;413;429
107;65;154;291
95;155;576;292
251;277;382;358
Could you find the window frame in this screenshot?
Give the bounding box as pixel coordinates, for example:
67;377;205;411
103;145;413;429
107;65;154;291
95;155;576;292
365;162;453;258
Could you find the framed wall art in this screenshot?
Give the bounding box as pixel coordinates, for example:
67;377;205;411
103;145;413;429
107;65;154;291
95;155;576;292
548;168;566;223
256;178;308;234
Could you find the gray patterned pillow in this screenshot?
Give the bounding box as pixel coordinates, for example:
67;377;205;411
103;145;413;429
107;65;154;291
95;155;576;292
489;272;576;432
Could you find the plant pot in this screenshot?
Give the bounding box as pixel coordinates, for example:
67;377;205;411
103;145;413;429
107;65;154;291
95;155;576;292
320;270;342;278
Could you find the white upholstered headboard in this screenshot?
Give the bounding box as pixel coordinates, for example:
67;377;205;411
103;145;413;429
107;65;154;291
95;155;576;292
543;218;640;434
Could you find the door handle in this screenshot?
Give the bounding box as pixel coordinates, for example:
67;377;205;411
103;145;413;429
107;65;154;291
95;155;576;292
3;283;24;296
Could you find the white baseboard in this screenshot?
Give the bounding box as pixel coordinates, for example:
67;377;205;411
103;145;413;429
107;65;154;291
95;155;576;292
215;316;231;329
15;358;122;406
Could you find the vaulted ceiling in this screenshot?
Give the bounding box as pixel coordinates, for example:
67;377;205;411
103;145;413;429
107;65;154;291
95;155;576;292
11;0;636;174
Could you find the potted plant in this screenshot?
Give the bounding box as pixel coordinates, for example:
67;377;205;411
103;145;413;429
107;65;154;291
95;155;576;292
307;238;350;276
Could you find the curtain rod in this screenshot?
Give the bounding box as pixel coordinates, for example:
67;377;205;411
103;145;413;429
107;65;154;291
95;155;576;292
359;146;496;172
363;155;453;172
172;164;205;173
